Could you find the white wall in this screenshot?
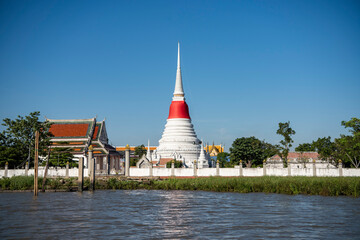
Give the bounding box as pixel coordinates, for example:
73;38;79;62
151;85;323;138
1;167;360;178
0;167;88;178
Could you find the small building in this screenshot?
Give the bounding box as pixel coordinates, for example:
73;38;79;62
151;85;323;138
47;117;122;173
267;152;336;169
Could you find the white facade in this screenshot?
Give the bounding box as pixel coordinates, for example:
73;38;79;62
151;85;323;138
155;119;202;167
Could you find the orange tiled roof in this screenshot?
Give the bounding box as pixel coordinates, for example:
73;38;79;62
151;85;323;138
116;146;157;151
92;125;99;140
50;123;89;138
158;158;173;166
271;152;319;160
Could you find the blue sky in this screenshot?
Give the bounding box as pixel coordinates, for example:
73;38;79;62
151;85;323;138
0;0;359;150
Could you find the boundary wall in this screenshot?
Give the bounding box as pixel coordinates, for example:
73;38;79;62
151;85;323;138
129;167;360;177
1;167;360;178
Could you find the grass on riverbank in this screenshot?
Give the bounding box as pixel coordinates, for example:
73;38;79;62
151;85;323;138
101;176;360;197
1;176;359;197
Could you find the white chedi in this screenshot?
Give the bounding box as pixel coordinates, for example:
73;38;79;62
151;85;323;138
197;143;209;168
155;118;202;168
154;43;208;168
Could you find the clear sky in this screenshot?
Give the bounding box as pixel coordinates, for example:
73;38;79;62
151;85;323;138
0;0;359;151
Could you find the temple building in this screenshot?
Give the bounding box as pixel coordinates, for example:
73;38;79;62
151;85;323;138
152;43;210;168
204;143;224;157
47;117;122;173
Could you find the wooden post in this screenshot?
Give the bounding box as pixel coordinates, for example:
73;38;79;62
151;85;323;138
339;160;343;177
88;146;95;191
66;161;69;178
312;159;316;177
4;162;8;178
287;159;291;177
41;148;51;192
78;157;84;192
239;160;243;177
125;144;130;177
263;160;267;176
171;160;175;177
34;131;39;196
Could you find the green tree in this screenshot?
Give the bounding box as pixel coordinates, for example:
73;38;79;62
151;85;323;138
276;121;296;166
341;117;360;134
48;146;77;168
336;118;360;168
216;152;230;167
230;137;275;168
295;143;315;152
166;159;183;168
0;111;52;168
134;144;146;158
130;158;138;166
312;136;338;165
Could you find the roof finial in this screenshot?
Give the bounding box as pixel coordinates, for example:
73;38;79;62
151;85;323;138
173;42;184;100
177;41;180;69
146;139;152;160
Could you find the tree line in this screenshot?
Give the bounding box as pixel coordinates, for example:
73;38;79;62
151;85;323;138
218;117;359;168
1;112;358;169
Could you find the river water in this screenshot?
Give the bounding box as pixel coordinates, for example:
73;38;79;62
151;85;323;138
0;190;359;239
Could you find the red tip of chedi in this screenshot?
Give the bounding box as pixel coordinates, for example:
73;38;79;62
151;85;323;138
168;101;191;119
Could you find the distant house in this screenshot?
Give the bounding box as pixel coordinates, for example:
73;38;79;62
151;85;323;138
267;152;336;169
47;117;122;173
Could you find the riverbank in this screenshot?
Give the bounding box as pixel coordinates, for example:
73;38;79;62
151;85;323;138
1;176;359;197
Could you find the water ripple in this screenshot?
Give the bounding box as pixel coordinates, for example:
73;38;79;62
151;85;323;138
0;191;359;239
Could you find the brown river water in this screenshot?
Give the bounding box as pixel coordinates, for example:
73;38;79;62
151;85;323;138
0;190;359;239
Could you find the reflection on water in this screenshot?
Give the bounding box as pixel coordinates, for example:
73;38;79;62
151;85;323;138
0;190;359;239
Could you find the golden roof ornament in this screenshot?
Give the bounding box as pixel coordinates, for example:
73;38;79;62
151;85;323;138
125;144;130;150
88;145;93;151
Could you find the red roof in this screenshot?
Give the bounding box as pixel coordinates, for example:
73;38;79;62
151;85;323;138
158;158;173;166
168;101;190;119
271;152;319;160
92;125;99;140
50;123;89;137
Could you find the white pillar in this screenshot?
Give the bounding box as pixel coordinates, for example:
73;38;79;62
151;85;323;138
239;160;243;177
4;162;8;178
66;161;69;178
287;160;291;176
193;160;197;177
171;160;175;177
88;149;93;177
263;160;266;176
312;159;316;177
149;163;153;177
216;160;220;176
25;162;29;176
339;160;343;177
125;145;130;177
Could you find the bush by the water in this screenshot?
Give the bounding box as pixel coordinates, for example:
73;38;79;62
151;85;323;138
1;176;359;197
0;176;77;191
95;176;360;197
